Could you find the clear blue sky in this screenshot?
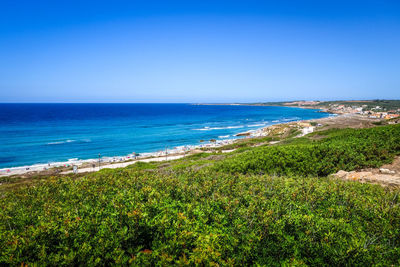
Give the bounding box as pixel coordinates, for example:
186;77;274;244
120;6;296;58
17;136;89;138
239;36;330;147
0;0;399;103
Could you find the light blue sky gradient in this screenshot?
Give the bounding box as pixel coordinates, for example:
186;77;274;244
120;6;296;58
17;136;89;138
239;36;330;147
0;0;399;103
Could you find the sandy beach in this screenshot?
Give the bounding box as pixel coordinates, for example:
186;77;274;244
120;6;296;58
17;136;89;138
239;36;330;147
0;138;238;177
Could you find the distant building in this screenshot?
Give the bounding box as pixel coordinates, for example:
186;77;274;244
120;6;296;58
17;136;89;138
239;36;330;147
385;114;400;120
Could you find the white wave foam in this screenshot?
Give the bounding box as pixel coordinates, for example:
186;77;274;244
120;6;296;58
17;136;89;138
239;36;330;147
47;139;92;145
47;139;76;145
218;135;230;138
226;126;244;129
193;125;244;131
282;117;300;121
247;123;266;127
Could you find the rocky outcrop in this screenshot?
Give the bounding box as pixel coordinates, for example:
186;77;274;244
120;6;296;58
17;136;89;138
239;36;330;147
235;131;251;137
332;169;400;187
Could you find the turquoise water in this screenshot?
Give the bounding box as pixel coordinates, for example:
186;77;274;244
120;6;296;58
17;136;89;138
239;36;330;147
0;104;329;168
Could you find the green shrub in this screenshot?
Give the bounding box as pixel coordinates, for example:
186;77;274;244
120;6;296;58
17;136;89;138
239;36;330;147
215;124;400;176
1;170;400;266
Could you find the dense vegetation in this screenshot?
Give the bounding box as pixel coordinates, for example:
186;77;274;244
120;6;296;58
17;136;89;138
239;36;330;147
216;125;400;176
1;125;400;265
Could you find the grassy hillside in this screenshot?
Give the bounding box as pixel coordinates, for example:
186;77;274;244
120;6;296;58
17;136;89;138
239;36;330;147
1;125;400;266
216;125;400;176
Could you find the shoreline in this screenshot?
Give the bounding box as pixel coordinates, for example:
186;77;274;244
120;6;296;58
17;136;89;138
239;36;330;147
0;108;339;177
0;138;242;177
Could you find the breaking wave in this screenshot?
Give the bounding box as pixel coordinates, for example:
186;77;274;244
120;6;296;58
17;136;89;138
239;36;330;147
46;139;92;145
193;125;245;131
247;123;266;127
47;140;76;145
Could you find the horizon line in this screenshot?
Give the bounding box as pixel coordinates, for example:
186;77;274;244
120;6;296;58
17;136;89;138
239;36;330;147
0;99;399;104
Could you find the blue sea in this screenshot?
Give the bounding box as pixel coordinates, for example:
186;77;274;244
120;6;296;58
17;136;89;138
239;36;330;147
0;104;329;168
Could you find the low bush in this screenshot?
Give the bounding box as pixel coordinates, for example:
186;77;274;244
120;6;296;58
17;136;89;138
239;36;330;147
216;124;400;176
1;170;400;265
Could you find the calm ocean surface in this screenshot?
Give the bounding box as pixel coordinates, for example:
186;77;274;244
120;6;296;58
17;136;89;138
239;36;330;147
0;104;329;168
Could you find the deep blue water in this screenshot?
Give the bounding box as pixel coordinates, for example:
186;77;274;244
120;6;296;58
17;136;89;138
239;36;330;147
0;103;329;168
